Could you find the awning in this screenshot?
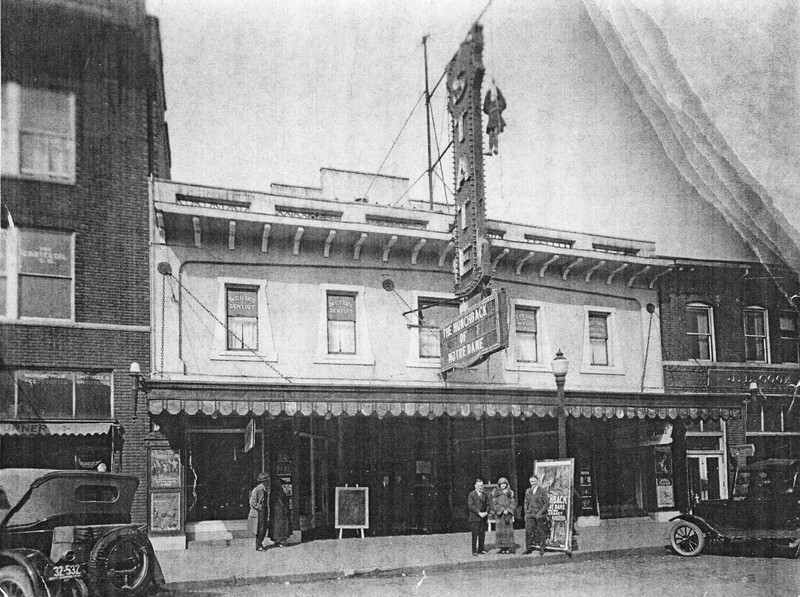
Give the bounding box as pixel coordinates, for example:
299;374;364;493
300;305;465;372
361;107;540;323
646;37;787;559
148;398;740;421
0;422;113;437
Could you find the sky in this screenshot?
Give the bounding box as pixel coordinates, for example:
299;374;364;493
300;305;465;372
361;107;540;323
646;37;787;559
146;0;799;263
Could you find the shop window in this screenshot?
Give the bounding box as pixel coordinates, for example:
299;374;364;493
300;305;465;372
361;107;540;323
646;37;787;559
226;286;258;350
686;303;714;361
515;306;539;362
744;307;768;363
10;370;112;419
417;297;459;358
16;229;74;320
588;312;609;366
2;83;76;183
327;292;356;354
776;312;799;364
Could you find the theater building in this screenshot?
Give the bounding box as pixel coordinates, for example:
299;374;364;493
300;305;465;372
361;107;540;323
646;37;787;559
142;171;745;547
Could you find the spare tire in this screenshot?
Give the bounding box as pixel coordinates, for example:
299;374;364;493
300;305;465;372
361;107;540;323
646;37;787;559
86;527;151;596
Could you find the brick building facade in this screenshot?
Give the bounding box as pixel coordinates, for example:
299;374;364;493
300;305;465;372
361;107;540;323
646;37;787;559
0;0;169;524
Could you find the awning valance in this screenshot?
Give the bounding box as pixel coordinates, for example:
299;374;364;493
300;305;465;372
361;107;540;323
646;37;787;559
148;398;739;421
0;421;113;437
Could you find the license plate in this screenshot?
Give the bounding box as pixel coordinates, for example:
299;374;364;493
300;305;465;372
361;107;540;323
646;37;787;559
45;563;83;580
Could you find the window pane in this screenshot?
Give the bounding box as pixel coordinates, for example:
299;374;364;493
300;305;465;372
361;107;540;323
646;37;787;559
745;337;765;362
17;371;73;419
689;337;710;361
419;328;440;358
590;338;608;365
517;333;538;362
20;88;71;134
328;320;355;353
687;308;709;334
327;294;355;321
588;313;608;339
746;404;762;432
75;372;112;419
20;132;50;173
515;307;537;333
417;299;458;358
226;287;258;350
745;310;765;336
19;276;71;318
763;404;782;432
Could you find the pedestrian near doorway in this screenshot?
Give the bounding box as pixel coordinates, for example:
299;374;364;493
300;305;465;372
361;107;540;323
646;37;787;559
269;477;291;548
375;474;392;536
491;477;516;554
467;479;490;555
523;474;549;555
248;472;271;551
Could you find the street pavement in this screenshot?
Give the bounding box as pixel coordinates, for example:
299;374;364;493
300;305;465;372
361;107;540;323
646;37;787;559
158;518;673;591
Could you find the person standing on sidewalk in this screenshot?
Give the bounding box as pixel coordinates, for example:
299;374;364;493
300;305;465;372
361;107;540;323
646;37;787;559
269;477;291;548
248;472;271;551
491;477;516;554
467;479;490;555
523;474;549;555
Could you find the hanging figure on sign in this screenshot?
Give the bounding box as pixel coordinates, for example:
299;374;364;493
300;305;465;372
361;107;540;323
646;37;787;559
483;81;506;155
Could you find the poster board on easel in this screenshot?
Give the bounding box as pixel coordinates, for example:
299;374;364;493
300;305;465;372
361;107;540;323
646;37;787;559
335;486;369;538
534;458;575;553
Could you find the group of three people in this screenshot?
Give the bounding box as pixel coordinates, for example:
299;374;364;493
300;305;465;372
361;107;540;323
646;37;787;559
468;475;550;556
248;472;291;551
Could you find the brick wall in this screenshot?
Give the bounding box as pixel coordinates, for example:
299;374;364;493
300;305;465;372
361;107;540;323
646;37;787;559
1;0;165;524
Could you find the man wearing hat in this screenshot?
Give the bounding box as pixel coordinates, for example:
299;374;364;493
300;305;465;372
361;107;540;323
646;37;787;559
248;472;271;551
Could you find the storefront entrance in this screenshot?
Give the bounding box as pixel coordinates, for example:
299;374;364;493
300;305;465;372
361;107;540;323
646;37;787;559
687;453;726;504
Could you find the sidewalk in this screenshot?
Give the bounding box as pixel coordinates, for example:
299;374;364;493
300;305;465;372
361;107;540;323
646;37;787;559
159;519;673;590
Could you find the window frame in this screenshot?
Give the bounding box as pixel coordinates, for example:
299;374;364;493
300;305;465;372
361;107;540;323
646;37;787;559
506;299;553;372
686;302;716;362
776;311;800;365
0;228;75;322
2;82;76;184
326;291;357;355
225;285;260;352
580;306;624;375
212;277;277;362
314;284;374;365
4;369;114;420
406;291;459;368
743;306;769;363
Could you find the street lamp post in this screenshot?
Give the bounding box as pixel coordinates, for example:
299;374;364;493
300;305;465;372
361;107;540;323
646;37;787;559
551;350;569;459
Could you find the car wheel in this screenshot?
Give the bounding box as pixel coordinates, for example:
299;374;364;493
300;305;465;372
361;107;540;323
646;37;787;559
670;520;705;556
87;528;151;597
0;565;35;597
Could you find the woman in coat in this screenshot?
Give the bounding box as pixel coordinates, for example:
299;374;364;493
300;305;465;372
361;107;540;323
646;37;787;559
491;477;516;554
269;477;291;547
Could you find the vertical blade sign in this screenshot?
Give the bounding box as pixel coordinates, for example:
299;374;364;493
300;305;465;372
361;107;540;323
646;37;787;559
447;23;491;299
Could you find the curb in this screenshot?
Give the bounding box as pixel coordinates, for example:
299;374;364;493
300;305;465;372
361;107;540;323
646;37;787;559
163;545;670;592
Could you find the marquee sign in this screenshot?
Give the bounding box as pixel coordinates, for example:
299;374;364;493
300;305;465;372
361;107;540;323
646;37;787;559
440;288;508;373
446;23;491;299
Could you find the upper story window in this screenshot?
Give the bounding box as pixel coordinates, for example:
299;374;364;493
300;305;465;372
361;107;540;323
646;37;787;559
746;402;800;433
1;228;74;321
588;312;609;366
776;312;799;364
2;83;76;184
743;307;768;363
686;303;714;361
417;298;459;359
515;306;539;363
226;286;258;351
327;292;357;354
1;370;112;420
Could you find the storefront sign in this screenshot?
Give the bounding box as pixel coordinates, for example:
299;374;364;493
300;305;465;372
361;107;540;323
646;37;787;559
534;458;575;553
19;230;71;276
730;443;756;458
654;446;675;507
439;288;508;373
327;294;355;321
227;289;257;316
335;487;369;532
708;369;800;393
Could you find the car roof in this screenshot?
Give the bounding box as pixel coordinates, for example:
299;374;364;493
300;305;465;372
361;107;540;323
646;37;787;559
0;468;138;522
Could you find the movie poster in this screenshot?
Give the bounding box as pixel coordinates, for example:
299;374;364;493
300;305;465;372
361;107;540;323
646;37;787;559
534;458;575;552
654;446;675;507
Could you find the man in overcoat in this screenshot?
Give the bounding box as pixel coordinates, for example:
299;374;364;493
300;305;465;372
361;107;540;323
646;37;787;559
247;472;271;551
524;474;550;555
467;478;490;555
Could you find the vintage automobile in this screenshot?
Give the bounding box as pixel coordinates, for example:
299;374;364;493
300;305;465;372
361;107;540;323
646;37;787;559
669;458;800;558
0;468;164;597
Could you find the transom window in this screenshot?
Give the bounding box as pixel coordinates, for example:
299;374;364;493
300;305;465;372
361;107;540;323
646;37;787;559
2;83;76;183
746;403;799;433
1;370;113;420
776;312;799;364
327;292;356;354
418;298;459;359
226;286;258;350
686;303;714;361
588;312;609;366
743;307;768;363
515;306;539;363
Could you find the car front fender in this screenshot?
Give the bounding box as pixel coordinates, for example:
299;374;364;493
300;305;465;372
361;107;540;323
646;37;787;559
670;514;728;540
1;548;52;596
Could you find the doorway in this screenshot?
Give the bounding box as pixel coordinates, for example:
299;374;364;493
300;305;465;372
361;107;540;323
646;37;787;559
687;453;727;505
